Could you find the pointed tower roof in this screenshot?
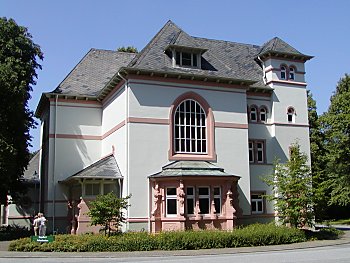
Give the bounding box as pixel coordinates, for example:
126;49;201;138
258;37;313;61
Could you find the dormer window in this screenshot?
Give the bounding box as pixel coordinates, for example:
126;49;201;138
175;51;198;68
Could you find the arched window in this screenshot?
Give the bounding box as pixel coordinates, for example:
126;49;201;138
287;107;295;123
289;67;295;80
174;99;206;154
249;106;258;122
280;66;287;80
259;106;268;123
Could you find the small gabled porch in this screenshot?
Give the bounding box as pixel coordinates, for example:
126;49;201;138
60;154;123;234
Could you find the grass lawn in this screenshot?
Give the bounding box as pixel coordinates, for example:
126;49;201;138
329;218;350;225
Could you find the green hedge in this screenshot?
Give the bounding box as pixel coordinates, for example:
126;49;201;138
0;225;31;241
9;224;307;252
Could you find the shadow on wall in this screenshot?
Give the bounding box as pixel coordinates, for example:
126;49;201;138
131;82;247;115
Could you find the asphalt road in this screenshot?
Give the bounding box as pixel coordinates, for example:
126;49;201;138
0;244;349;263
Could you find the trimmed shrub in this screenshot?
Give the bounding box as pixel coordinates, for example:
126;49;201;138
9;224;309;252
0;225;31;241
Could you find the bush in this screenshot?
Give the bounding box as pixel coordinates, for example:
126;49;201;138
304;227;344;240
0;225;31;241
9;224;309;252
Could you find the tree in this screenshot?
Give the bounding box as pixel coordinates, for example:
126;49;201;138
0;18;43;204
263;142;313;228
320;74;350;206
307;91;328;220
88;193;131;236
117;46;138;53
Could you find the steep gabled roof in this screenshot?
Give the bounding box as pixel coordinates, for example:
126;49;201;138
61;154;123;184
22;151;40;183
53;49;136;96
258;37;313;61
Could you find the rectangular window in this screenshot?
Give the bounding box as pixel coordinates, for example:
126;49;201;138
249;142;254;163
166;187;177;216
186;187;194;215
249;140;266;164
85;183;100;196
251;193;264;214
175;51;199;68
213;187;221;214
257;142;264;163
198;187;210;214
103;183;117;195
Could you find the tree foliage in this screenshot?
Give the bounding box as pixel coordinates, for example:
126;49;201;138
0;17;43;203
88;193;131;236
320;74;350;206
307;91;329;219
263;142;313;228
117;46;138;53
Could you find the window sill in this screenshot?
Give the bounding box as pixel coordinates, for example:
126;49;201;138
169;152;216;161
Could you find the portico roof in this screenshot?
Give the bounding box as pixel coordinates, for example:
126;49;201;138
149;160;240;178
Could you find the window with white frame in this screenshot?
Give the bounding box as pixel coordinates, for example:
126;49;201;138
287;107;295;123
251;193;264;214
174;99;207;154
249;140;266;164
85;183;100;196
249;141;254;163
256;142;264;163
259;107;267;122
280;66;286;80
166;187;177;216
198;187;210;214
175;51;198;68
186;187;195;215
249;106;257;122
289;67;295;80
213;187;221;214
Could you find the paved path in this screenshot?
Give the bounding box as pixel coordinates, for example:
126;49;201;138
0;230;349;258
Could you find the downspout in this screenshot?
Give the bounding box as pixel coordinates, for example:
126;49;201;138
117;72;130;231
257;56;267;85
52;94;58;233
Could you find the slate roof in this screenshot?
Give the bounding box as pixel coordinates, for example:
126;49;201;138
149;160;240;178
62;154;123;183
52;49;136;96
258;37;313;59
127;21;263;86
22;152;40;183
41;20;311;103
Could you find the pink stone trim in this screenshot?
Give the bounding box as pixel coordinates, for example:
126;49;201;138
215;122;248;129
127;117;169;125
7;215;32;219
101;121;126;139
48;120;126;141
273;122;309;127
49;98;101;105
168;91;216;161
126;217;149;223
266;79;307;86
49;134;101;140
246;91;271;97
128;74;247;90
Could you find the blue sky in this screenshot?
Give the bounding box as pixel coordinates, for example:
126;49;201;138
1;0;349;151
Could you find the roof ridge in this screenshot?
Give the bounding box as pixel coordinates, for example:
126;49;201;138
128;20;177;67
193;36;261;49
